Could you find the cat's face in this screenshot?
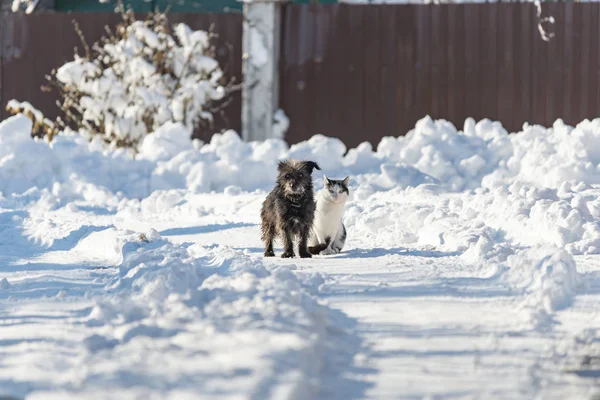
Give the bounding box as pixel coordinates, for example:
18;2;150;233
323;176;350;204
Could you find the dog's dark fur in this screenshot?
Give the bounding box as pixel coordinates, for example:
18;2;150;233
261;159;321;258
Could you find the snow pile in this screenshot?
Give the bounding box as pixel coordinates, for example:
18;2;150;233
6;113;600;199
483;119;600;189
502;246;579;323
0;115;60;195
5;111;600;255
347;179;600;257
377;117;512;191
148;130;286;193
53;227;353;398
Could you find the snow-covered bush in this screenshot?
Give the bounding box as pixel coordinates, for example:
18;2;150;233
5;100;57;139
34;7;233;149
10;0;37;13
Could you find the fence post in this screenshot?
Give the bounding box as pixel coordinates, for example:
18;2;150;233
242;0;287;142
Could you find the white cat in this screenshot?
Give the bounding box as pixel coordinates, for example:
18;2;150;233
308;176;349;255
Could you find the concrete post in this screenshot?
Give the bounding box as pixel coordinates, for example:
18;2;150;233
242;0;287;142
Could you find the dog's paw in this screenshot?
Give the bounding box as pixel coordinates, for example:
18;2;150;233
264;250;275;257
299;251;312;258
281;251;295;258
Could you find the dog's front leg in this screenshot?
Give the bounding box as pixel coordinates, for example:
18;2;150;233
298;226;312;258
281;227;295;258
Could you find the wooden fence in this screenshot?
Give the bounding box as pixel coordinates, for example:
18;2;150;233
280;3;598;148
1;4;600;147
0;12;242;141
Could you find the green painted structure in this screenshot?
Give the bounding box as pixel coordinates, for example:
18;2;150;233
55;0;337;13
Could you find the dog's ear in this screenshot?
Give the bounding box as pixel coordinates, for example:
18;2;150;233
277;160;288;172
342;176;350;187
302;161;321;174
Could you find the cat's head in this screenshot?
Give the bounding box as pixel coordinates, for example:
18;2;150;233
322;176;350;203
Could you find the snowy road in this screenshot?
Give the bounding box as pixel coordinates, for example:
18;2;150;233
3;214;600;399
166;223;600;399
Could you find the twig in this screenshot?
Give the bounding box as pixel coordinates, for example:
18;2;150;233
171;40;201;96
72;20;91;60
535;1;555;42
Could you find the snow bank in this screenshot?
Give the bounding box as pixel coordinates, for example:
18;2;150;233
52;227;353;398
5;113;600;200
347;178;600;257
377;117;512;191
483;119;600;189
0;115;60;195
503;246;579;316
4;112;600;254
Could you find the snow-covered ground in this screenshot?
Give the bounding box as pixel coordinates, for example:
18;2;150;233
2;114;600;399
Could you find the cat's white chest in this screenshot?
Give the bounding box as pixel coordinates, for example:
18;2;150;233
313;194;345;237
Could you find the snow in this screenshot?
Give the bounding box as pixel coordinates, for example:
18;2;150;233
10;0;40;13
2;113;600;398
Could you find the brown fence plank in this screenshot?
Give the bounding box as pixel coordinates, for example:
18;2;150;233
497;4;514;130
329;4;349;143
414;5;431;124
464;5;481;122
347;5;366;145
378;5;397;140
363;5;381;144
596;4;600;122
397;5;417;136
303;5;318;140
579;4;592;122
483;3;497;122
532;18;548;126
430;4;445;120
571;3;583;124
279;3;301;142
588;4;599;120
446;4;465;129
563;3;575;125
311;4;334;139
516;4;533;130
596;4;600;123
0;13;4;118
545;3;563;129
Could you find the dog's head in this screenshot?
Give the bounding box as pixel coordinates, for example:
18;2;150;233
277;159;321;197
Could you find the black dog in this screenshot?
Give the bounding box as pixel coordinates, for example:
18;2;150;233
261;159;321;258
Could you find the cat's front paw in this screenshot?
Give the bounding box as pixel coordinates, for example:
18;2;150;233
320;248;336;256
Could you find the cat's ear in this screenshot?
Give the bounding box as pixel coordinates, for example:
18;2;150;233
342;176;350;187
324;175;331;186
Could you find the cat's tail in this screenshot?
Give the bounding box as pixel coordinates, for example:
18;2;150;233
308;237;331;255
332;224;347;253
308;243;328;255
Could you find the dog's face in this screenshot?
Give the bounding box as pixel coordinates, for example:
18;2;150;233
277;160;320;197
